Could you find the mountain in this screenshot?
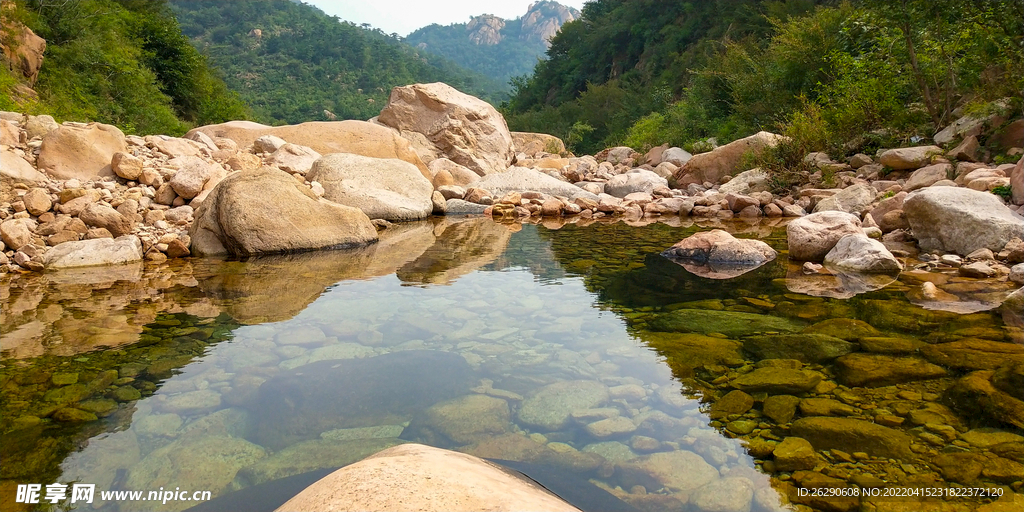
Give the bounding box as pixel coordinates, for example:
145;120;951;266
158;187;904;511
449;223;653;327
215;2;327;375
169;0;506;125
405;1;579;86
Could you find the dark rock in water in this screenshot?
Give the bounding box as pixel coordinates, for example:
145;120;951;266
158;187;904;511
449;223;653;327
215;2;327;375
743;333;854;363
252;350;474;450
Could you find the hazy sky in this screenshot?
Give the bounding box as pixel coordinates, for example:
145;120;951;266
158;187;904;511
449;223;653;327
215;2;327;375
305;0;589;37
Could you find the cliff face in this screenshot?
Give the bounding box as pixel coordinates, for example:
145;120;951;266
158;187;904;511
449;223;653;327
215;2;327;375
519;1;579;47
466;14;505;46
463;2;579;47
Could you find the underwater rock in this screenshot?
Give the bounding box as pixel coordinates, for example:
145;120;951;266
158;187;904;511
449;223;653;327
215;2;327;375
517;380;609;431
616;450;720;497
235;438;406;487
834;353;948;387
404;394;513;446
252;350;474;450
790;417;913;459
730;367;823;394
648;309;804;337
743;333;854;364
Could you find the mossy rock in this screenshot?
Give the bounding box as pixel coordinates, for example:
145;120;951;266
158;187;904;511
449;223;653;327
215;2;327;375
648;309;805;337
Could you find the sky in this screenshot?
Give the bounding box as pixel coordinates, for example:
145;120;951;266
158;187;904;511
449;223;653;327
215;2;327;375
305;0;588;37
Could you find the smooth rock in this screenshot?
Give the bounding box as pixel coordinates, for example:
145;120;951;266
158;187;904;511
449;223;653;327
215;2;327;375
307;153;434;221
904;187;1024;256
791;417;913;459
878;146;943;170
190;166;377;256
787;211;863;262
43;236;143;269
834;353;947;387
823;234;903;273
36;123;127;180
517;380;609;431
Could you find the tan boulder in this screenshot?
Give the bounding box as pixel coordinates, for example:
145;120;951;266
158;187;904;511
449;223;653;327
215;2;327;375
80;203;132;237
186;120;429;179
168;156;219;200
111;152;143;180
276;444;580;512
0;119;19;145
25;114;58;139
878;145;943;170
1;147;46;203
307;153;434;221
265;143;321;175
43;236;143;269
787;211;863;262
428;158;479;187
511;132;566;157
674;131;785;185
189;166;377;256
22;187;52;216
378;82;514;176
36;123;127;180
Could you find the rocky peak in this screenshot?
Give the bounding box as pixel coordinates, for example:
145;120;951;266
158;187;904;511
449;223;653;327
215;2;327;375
520;1;579;47
466;14;505;46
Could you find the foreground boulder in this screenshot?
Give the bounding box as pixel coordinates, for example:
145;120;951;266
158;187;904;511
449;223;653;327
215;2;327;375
307;153;434;221
277;444;580;512
662;229;776;265
187;120;430;178
787;211;863;262
674;131;785;185
190;167;377;256
904;187;1024;256
42;236;143;269
823;235;903;273
35;123;127;180
377;82;514;176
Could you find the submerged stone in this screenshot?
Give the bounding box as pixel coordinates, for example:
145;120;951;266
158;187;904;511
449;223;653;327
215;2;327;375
517;380;609;431
252;350;475;449
404;394;513;446
730;367;822;394
235;438;405;487
834;353;948;387
801;318;880;341
790;417;913;459
742;333;854;363
648;309;805;337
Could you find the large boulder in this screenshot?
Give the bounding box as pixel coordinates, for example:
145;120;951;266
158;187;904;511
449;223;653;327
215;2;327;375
662;229;776;265
823;235;903;273
604;169;668;197
877;146;943;170
35;123;127;180
187;120;430;178
277;444;581;512
42;236;143;269
1;147;46;195
719;168;770;195
786;211;863;262
511;132;566;157
904;163;952;191
306;153;434;221
168;156;220;200
813;183;875;215
265;143;321;175
674;131;785;185
189;167;377;256
790;417;913;459
377;82;514;176
904;187;1024;256
473;166;598;201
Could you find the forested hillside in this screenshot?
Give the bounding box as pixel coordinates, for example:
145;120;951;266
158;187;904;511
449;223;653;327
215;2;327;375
405;1;579;85
0;0;247;135
170;0;507;125
504;0;1024;156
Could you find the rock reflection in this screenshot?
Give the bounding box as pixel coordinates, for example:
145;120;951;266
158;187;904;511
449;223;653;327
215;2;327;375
783;261;899;299
397;217;514;285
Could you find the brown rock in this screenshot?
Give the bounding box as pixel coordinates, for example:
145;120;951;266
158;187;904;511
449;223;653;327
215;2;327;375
378;83;514;176
36;123;127;180
111;152;143;180
1;21;46;84
674;131;786;185
79;203;132;237
189;120;430;179
773;437;818;471
22;188;52;216
834;353;947;387
921;338;1024;371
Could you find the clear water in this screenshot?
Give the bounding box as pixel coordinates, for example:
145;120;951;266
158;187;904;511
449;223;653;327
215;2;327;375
2;217;1021;512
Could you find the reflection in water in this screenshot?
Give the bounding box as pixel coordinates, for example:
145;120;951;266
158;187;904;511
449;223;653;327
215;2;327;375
784;263;899;299
2;218;1021;512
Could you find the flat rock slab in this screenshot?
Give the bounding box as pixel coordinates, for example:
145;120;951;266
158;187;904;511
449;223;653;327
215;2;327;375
834;353;947;387
42;236;143;269
791;417;914;459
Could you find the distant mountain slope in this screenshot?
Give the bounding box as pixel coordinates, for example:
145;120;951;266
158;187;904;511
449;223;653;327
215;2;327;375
169;0;506;125
405;1;579;85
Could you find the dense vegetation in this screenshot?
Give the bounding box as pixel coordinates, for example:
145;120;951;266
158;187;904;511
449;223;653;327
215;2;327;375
169;0;507;125
504;0;1024;157
1;0;247;135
